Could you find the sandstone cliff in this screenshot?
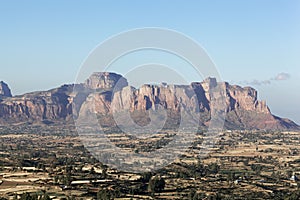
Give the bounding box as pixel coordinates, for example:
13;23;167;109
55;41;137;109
0;73;298;130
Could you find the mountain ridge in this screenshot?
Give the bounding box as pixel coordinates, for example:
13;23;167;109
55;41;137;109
0;72;298;130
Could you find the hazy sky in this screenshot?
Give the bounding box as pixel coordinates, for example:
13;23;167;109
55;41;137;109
0;1;299;124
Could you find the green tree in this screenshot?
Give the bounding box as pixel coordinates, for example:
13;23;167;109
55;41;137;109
148;176;165;193
208;163;220;174
141;172;152;183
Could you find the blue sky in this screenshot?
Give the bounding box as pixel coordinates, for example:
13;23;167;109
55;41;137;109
0;1;299;124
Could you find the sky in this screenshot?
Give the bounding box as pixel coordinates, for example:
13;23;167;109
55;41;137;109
0;0;299;124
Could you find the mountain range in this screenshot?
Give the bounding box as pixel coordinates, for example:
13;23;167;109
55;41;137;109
0;72;298;130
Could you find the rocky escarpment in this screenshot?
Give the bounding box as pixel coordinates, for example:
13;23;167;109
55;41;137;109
0;72;126;123
0;84;74;123
80;77;296;130
0;72;298;130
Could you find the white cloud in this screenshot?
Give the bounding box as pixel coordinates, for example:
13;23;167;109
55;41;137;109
240;79;271;86
273;72;290;81
239;72;291;86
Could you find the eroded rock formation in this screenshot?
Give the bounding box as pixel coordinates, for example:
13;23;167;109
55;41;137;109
0;73;298;130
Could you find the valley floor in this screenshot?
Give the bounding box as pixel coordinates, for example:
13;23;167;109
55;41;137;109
0;125;300;199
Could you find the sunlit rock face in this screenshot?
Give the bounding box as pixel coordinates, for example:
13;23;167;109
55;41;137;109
0;73;299;130
85;72;128;91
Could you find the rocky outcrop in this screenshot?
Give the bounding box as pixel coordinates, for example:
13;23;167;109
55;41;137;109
0;73;128;123
0;81;12;98
79;76;299;130
85;72;128;91
0;84;74;123
0;73;298;130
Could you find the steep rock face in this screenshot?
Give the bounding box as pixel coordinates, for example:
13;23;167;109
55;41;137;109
0;81;12;98
220;83;284;129
0;85;74;123
0;73;129;123
0;73;298;130
83;83;208;115
226;84;269;113
79;76;298;130
85;72;128;91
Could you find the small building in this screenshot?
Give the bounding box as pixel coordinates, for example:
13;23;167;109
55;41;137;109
290;175;299;182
